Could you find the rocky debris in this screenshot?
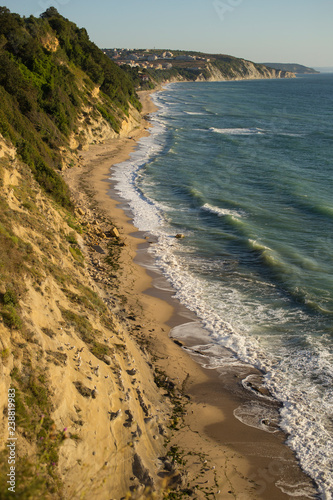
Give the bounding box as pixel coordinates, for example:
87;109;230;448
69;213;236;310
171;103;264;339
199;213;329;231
136;389;149;416
76;207;85;216
175;233;185;239
109;409;122;421
91;244;105;254
103;354;112;366
110;227;120;238
73;381;93;398
164;460;174;472
132;454;154;488
158;424;167;436
173;339;184;347
124;409;134;427
127;368;137;376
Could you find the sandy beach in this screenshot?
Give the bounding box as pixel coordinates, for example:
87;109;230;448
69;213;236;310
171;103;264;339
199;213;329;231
64;90;317;499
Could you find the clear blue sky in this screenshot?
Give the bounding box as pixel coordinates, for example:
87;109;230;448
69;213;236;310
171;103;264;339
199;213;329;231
6;0;333;67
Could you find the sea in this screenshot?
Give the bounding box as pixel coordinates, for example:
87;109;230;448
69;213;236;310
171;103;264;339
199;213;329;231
112;74;333;499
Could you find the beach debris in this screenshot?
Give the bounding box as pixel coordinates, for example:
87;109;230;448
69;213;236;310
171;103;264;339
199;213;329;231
110;227;120;238
92;386;98;399
92;244;105;254
175;233;185;239
173;339;184;347
127;368;137;376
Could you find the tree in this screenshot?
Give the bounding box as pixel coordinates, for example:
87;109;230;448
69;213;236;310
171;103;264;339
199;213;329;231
0;7;10;15
40;7;60;19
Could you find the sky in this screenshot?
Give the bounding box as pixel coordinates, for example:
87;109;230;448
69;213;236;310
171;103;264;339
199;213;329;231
6;0;333;67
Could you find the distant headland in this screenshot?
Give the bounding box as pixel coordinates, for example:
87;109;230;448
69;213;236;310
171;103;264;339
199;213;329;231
262;63;320;74
102;48;296;84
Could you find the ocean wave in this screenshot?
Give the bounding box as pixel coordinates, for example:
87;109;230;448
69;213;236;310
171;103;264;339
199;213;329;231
210;127;265;136
184;111;207;115
146;232;333;497
202;203;244;219
233;401;280;433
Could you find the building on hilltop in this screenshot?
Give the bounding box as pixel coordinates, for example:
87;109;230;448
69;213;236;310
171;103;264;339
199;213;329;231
162;51;173;58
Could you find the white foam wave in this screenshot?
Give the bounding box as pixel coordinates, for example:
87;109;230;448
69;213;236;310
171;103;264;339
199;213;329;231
182;342;250;373
210;127;265;135
153;231;333;496
111;112;168;231
276;480;318;498
233;401;280;433
242;374;276;402
202;203;244;218
184;111;206;115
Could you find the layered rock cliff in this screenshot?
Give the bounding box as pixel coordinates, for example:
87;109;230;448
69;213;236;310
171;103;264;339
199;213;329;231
196;60;295;81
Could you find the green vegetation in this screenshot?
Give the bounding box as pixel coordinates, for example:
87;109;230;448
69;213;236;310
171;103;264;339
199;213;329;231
0;368;64;497
60;308;112;361
0;6;141;208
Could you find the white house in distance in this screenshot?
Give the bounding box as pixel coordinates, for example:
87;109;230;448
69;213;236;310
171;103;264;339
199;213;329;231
162;51;173;58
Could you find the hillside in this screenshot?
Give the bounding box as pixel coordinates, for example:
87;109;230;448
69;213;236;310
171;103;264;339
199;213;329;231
104;48;296;85
0;7;181;499
0;6;141;208
263;62;320;74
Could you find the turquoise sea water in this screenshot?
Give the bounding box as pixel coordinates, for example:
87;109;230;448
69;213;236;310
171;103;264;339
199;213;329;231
113;75;333;498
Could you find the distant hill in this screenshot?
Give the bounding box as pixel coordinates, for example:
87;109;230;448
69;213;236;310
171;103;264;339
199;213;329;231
104;48;296;85
263;63;320;74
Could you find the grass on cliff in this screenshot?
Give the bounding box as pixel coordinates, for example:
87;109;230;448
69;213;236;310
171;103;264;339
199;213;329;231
0;366;64;498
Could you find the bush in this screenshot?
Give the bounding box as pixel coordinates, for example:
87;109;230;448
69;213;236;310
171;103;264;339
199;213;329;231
3;288;18;306
1;305;22;329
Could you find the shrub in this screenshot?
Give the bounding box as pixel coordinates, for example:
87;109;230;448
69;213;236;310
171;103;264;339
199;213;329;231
1;304;22;329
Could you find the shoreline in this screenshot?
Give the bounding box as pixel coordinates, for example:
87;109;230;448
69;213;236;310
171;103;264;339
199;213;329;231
64;89;317;499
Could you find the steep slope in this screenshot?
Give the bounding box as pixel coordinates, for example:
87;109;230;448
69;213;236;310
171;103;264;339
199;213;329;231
0;8;174;499
0;132;174;499
204;59;295;81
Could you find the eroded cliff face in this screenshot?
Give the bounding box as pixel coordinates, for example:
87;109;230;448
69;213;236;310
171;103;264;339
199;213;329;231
0;112;173;498
203;60;295;81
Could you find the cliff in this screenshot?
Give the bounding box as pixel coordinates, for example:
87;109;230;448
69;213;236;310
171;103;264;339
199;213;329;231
0;120;187;498
106;49;296;85
201;60;295;81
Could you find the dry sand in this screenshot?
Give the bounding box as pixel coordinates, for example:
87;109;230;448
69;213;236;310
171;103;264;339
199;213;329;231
64;90;317;499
